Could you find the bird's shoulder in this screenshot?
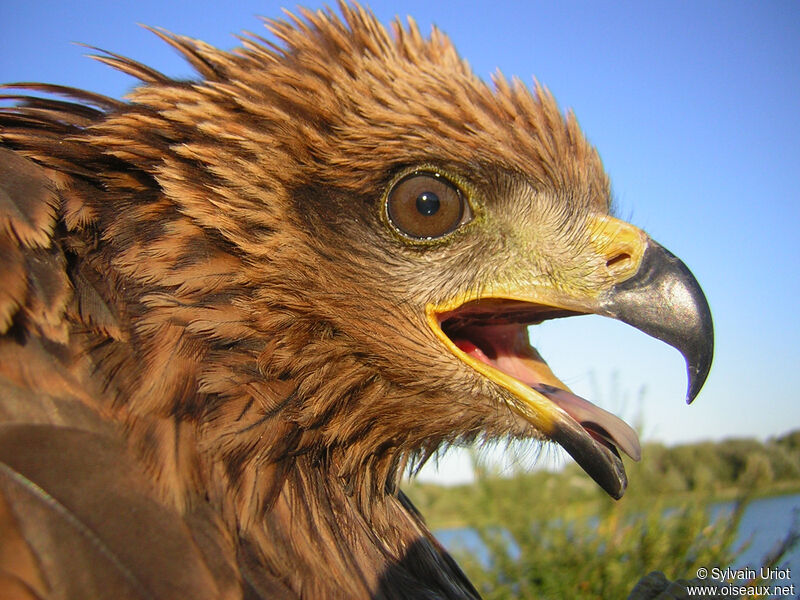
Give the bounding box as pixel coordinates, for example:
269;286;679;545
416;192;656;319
0;423;245;600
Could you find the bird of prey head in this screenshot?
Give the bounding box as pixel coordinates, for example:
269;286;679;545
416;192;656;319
0;3;712;598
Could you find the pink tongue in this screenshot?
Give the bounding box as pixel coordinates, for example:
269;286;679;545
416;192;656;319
531;384;641;461
457;340;491;362
456;339;641;462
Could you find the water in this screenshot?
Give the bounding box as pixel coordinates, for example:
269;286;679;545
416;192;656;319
436;493;800;590
728;494;800;585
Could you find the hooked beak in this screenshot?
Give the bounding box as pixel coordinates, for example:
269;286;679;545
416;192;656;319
426;215;713;498
598;238;713;404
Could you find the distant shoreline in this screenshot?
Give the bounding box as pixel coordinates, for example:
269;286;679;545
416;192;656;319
405;432;800;529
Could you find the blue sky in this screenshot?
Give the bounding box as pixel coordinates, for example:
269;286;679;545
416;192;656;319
2;1;798;483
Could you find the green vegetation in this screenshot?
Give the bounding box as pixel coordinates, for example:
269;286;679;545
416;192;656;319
458;498;749;599
404;431;800;599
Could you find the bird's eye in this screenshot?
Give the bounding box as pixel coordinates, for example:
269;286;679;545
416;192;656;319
385;172;470;240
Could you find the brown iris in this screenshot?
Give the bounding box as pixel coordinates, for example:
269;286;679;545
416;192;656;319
386;172;469;239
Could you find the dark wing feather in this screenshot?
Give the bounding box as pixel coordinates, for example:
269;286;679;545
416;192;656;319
0;148;57;250
0;425;238;600
0;96;248;599
68;259;125;341
0;234;26;334
0;148;62;334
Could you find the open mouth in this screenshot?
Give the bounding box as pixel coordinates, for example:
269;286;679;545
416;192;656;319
429;297;642;497
420;223;713;499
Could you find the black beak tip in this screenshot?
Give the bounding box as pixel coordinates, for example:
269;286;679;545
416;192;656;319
554;420;628;500
684;276;714;405
685;332;714;404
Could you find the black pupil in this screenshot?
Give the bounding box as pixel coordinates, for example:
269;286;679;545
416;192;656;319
415;192;440;216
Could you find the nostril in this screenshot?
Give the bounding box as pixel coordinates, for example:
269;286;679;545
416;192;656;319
606;252;631;270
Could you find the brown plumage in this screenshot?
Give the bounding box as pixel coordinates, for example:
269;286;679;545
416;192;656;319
0;3;713;599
